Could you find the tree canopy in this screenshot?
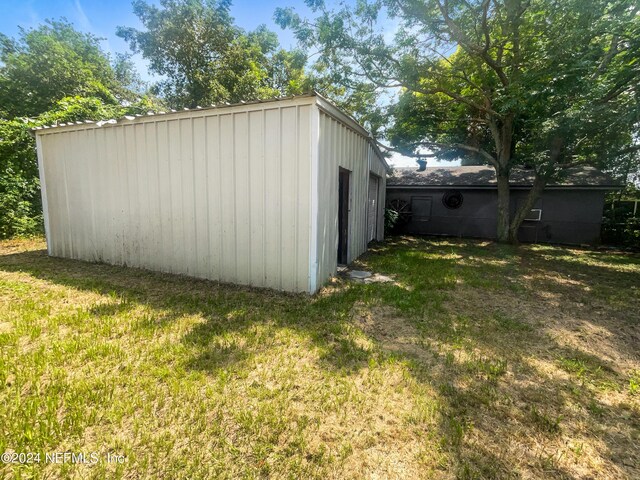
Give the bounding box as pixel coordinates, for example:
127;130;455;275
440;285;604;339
117;0;308;108
0;19;141;118
277;0;640;242
1;0;638;244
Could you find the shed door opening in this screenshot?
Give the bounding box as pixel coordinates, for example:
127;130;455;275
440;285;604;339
367;175;379;242
338;169;350;265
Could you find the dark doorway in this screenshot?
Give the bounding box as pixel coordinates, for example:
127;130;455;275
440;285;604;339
338;168;350;264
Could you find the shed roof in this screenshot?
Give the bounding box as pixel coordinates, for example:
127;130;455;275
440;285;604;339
31;91;389;171
387;165;621;189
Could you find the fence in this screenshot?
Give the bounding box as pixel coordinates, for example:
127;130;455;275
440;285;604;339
602;199;640;248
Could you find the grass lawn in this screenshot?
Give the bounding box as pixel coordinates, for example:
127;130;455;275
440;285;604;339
1;237;639;479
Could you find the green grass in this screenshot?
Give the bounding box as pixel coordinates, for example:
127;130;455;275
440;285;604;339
1;236;639;479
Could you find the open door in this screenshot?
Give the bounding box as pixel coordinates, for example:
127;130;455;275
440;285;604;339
338;168;350;264
367;174;379;242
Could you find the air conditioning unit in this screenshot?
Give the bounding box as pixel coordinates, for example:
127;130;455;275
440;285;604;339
524;208;542;221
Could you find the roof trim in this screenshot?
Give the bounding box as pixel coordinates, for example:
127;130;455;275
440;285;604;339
315;94;369;137
32;93;318;135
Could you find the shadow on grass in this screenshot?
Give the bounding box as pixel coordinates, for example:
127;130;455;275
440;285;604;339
360;237;640;477
1;236;639;478
0;248;380;376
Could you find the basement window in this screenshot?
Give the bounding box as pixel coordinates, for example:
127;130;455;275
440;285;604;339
442;190;464;209
524;208;542;221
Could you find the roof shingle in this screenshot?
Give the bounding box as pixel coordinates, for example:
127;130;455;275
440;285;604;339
387;165;621;188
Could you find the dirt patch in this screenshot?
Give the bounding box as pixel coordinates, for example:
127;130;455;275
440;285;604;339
351;302;434;365
447;280;640;376
441;281;640;479
347;278;640;478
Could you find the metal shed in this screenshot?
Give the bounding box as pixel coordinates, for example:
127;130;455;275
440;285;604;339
387;165;620;245
34;93;388;293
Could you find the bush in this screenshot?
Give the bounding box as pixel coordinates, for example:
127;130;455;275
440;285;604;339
602;197;640;248
602;216;640;248
0;170;43;238
0;119;42;238
384;208;400;236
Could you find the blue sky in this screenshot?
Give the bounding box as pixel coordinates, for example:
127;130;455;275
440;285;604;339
0;0;439;167
0;0;309;82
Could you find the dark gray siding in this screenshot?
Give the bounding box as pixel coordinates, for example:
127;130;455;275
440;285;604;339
510;190;604;244
387;187;606;245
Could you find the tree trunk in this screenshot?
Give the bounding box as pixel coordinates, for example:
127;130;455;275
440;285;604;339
508;175;547;244
496;172;511;243
492;114;515;244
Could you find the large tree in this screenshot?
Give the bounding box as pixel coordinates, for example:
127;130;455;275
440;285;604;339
0;20;140;117
277;0;640;243
117;0;307;108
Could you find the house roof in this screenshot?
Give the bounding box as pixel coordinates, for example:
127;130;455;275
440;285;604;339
387;165;622;189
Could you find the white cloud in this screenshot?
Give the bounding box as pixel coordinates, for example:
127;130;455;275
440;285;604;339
73;0;92;32
26;2;41;29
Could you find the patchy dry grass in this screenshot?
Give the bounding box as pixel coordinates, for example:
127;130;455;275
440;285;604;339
1;236;639;479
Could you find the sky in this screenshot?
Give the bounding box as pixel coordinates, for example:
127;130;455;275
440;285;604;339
0;0;453;167
0;0;307;82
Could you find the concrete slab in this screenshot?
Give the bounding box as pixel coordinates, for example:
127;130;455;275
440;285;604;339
348;270;372;280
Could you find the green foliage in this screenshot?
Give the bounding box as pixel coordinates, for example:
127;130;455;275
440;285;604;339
0;19;138;117
274;5;388;135
384;208;400;236
0;119;42;238
36;95;160;126
603;185;640;248
264;47;308;98
117;0;307;108
382;1;640;176
112;52;148;95
630;370;640;395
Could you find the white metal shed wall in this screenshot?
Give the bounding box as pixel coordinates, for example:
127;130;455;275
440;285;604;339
37;98;313;292
314;108;387;288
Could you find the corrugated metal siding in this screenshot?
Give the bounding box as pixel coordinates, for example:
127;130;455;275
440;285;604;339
315;110;387;287
37;100;313;292
368;146;387;243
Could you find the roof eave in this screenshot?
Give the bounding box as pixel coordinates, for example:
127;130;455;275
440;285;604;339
32;93;318;134
313;92;391;172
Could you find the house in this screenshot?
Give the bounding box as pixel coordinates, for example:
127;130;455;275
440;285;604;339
33;93;389;293
386;165;620;245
